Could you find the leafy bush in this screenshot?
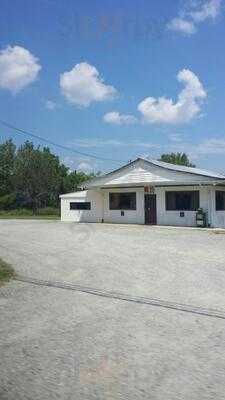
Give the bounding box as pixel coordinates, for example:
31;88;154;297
0;207;60;217
0;193;17;210
0;208;33;216
36;207;60;216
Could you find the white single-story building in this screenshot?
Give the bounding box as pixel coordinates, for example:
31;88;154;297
60;158;225;228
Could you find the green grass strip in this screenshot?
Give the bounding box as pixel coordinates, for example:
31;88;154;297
0;258;15;285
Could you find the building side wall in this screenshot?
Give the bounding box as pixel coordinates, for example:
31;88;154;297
102;187;145;224
61;190;103;222
214;211;225;228
210;187;225;228
155;186;210;227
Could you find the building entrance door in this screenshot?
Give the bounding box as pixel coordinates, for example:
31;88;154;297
145;194;157;224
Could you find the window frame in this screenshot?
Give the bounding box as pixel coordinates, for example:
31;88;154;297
70;202;91;210
165;190;199;211
109;192;137;211
216;190;225;211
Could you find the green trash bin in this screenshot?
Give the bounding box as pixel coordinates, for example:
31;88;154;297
196;208;207;227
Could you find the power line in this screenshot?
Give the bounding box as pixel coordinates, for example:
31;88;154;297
0;119;124;163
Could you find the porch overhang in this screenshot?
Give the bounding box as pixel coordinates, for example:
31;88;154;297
81;180;225;190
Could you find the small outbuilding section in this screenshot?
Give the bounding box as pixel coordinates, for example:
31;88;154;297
60;189;103;223
60;158;225;228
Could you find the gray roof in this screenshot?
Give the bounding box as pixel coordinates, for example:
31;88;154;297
80;158;225;189
60;190;88;199
146;158;225;179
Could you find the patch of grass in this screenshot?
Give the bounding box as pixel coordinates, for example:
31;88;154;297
36;207;60;216
0;258;15;286
0;215;60;220
0;208;60;220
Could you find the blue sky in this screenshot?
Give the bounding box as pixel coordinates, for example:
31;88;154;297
0;0;225;173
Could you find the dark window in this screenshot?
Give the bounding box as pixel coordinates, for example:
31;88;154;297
216;191;225;211
70;202;91;210
166;191;199;211
109;192;136;210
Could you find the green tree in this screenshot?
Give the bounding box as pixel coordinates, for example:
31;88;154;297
0;139;16;196
62;170;100;194
14;142;63;211
0;138;100;212
159;152;195;168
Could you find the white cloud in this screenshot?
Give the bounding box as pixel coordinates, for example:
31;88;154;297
70;138;124;148
138;69;206;124
190;0;221;22
69;137;158;149
77;161;94;173
103;111;137;125
195;138;225;155
60;62;117;107
168;0;222;36
167;18;196;35
45;100;57;110
169;133;184;142
161;137;225;164
62;156;97;173
0;45;41;93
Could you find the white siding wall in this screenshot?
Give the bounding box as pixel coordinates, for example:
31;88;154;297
155;186;210;227
102;187;145;224
214;212;225;228
61;186;225;228
61;190;103;222
210;187;225;228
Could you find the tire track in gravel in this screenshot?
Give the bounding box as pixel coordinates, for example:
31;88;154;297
15;275;225;320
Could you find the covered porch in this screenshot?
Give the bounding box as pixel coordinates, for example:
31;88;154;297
100;185;225;227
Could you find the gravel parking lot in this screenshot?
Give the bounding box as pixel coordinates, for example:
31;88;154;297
1;220;225;308
1;220;225;399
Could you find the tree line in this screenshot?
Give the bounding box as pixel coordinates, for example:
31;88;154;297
0;139;97;212
0;138;195;213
